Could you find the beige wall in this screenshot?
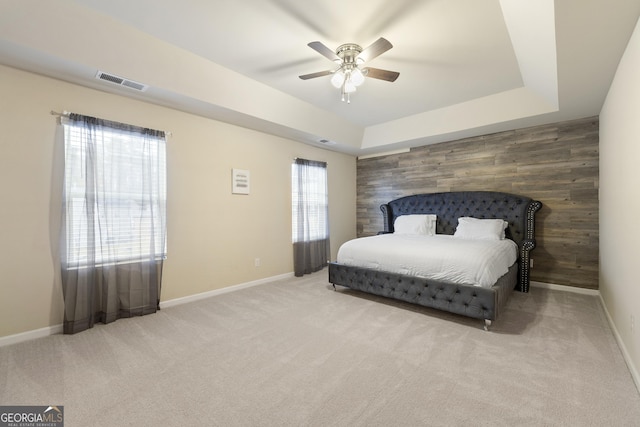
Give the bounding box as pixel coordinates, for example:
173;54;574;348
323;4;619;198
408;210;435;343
0;65;357;338
600;17;640;385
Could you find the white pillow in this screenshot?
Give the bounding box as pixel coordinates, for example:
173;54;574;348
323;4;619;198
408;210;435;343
453;217;508;240
394;214;437;235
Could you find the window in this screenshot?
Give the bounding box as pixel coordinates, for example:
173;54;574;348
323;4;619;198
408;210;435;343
62;115;167;266
291;159;328;242
291;158;330;276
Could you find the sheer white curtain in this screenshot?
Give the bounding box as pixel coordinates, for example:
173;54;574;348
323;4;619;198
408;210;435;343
292;158;330;276
60;113;166;334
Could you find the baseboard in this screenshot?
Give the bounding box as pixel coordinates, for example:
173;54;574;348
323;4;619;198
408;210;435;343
159;272;294;309
0;272;294;348
0;324;63;348
530;281;640;393
530;280;600;296
598;294;640;394
530;280;639;393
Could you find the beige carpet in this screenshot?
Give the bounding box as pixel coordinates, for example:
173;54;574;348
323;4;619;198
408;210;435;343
1;270;639;426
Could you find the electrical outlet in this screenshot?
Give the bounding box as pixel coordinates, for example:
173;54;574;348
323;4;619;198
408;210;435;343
254;258;261;267
631;315;635;332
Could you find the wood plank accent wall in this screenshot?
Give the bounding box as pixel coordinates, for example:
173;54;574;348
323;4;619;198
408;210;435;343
357;116;599;290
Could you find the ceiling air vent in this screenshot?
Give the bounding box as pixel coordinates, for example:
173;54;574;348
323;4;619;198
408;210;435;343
318;138;336;145
95;71;148;92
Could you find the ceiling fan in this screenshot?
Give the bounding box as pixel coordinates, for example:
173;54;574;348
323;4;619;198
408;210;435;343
299;37;400;103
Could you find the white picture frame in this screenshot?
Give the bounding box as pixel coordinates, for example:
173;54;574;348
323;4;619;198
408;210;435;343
232;168;250;195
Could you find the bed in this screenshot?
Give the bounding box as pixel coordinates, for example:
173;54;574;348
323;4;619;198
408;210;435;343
328;191;542;329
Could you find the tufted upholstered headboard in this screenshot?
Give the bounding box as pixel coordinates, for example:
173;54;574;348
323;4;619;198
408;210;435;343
380;191;542;291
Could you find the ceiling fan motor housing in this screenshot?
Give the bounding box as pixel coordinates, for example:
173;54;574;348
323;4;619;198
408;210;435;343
335;43;363;64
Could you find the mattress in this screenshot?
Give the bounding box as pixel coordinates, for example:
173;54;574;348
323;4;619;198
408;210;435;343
336;234;518;288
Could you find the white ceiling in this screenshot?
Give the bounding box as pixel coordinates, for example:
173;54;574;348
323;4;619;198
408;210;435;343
1;0;639;156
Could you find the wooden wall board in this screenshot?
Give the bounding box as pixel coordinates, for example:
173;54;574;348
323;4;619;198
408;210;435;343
356;116;599;289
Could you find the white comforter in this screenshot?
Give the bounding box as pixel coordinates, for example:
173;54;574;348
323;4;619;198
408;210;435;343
336;234;518;288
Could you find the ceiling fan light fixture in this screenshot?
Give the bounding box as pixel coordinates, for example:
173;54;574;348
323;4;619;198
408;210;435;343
343;80;357;93
350;68;365;86
330;70;345;88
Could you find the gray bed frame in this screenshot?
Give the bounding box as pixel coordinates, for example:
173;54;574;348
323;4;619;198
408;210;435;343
328;191;542;329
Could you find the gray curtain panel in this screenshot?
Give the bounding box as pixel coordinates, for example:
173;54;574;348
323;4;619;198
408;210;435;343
293;239;330;277
60;113;167;334
292;158;330;277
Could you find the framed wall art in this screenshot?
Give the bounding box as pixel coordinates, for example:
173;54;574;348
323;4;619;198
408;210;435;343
232;168;250;195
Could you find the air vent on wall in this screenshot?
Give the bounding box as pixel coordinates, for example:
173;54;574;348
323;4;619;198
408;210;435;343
95;71;148;92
